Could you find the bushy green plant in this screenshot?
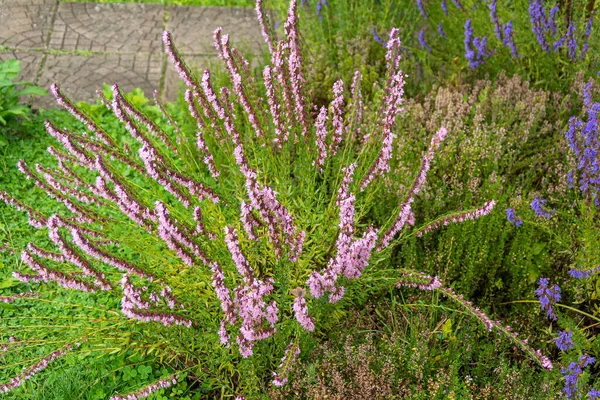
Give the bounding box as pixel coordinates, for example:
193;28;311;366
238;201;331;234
0;1;555;398
0;59;46;127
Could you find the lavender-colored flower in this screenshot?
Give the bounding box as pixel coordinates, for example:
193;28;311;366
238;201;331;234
505;208;523;226
437;23;447;38
580;18;593;61
555;330;574;351
464;20;491;68
441;0;448;15
372;27;387;47
589;388;600;400
416;0;427;19
529;0;550;52
530;197;553;218
316;0;328;21
418;28;431;52
535;277;561;320
451;0;462;10
502;20;520;58
561;355;595;399
488;0;502;41
566;21;578;61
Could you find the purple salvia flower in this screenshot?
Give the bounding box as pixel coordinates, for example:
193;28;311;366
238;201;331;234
580;18;593;61
566;21;577;61
555;330;574;351
451;0;463;10
489;0;503;41
547;4;559;36
272;341;301;387
502;20;520;58
441;0;448;15
505;208;523;226
535;277;561;320
529;0;550;52
418;28;431;52
438;23;447;39
464;20;492;68
316;0;328;21
372;27;387;47
530;196;553;218
416;0;427;19
562;355;595;399
590;389;600;399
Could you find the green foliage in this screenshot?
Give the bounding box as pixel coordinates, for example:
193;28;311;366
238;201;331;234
0;59;46;126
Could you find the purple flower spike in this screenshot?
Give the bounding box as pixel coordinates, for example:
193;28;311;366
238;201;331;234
372;27;387;47
417;0;428;19
555;330;574;351
506;208;523;226
530;197;553;218
437;23;447;39
464;20;491;68
535;277;561;320
418;28;431;52
316;0;328;21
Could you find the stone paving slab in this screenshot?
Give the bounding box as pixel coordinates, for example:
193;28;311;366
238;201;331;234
1;2;266;108
0;2;56;50
166;6;263;55
0;51;43;85
35;52;162;108
49;3;164;53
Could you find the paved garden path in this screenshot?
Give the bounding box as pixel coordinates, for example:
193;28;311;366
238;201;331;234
0;0;264;108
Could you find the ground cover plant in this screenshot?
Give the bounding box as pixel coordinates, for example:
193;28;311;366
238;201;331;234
0;0;574;398
3;0;600;398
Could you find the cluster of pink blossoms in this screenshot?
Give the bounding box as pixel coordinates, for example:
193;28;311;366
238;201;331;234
110;375;178;400
0;343;78;394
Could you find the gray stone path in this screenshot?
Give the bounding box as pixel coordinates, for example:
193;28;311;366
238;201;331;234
0;0;264;108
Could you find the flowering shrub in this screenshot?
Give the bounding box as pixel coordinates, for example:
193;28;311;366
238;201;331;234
0;0;554;396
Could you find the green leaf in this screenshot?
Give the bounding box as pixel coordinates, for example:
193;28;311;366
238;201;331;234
532;242;547;256
15;86;47;97
0;277;21;289
0;302;17;310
